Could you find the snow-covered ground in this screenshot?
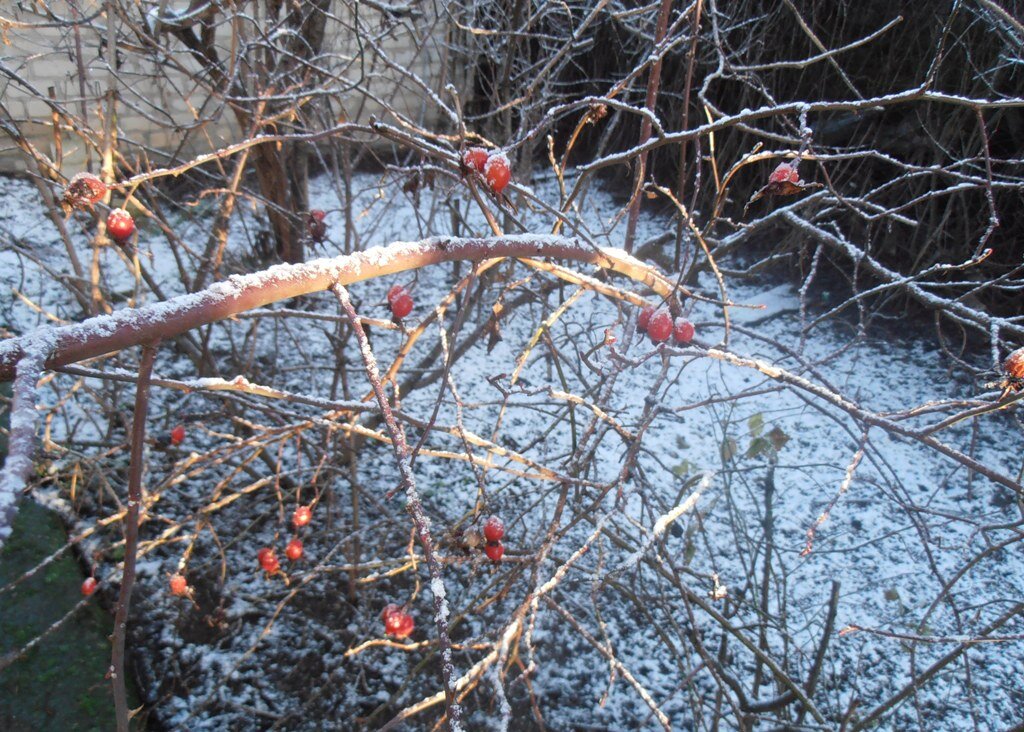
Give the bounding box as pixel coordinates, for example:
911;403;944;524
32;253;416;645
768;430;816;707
1;168;1021;730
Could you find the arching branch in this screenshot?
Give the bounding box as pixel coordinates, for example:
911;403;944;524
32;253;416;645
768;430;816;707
0;236;675;382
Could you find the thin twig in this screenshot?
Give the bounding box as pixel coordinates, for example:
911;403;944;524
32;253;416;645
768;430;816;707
332;284;463;731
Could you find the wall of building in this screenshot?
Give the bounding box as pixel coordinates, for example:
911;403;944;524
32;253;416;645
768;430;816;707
0;1;447;175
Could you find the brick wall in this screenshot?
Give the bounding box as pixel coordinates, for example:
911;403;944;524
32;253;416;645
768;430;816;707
0;2;447;175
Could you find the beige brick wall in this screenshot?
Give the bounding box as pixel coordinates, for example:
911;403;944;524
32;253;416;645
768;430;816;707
0;2;446;174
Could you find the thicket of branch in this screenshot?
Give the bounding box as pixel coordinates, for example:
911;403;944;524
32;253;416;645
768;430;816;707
0;1;1022;730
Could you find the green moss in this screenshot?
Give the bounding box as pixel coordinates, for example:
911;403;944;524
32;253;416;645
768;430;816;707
0;500;143;731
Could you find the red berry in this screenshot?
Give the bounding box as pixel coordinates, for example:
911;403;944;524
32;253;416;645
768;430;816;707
170;425;185;446
484;154;511;194
285;538;303;561
393;613;414;639
769;162;799;184
387;285;406;304
81;577;98;596
259;549;280;573
106;208;135;241
62;172;107;210
292;505;312;528
391;293;414;320
485;541;504;562
382;604;414;638
169;574;188;596
647;309;673;343
463;147;488;173
382;603;401;625
638;306;655;333
310;209;326;222
673;318;695;344
483;515;504;543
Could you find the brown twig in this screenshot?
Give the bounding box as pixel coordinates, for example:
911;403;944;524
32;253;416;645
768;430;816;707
109;341;158;731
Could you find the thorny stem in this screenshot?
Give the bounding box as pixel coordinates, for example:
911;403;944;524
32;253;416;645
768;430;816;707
110;341;158;732
332;284;463;731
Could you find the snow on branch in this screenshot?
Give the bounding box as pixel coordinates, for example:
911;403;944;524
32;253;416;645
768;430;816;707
0;236;673;382
0;340;50;548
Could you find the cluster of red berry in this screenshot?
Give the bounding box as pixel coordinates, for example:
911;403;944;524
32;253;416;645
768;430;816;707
257;540;304;572
463;147;512;194
255;505;313;572
166;505;313;597
382;604;415;639
638;305;696;346
387;284;414;321
60;172;137;241
483;515;505;561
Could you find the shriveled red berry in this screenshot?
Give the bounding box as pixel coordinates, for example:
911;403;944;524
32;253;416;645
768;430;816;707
484;154;511;194
169;574;188;596
463;147;488;173
638;306;655;333
483;516;504;543
391;293;414;320
485;541;504;562
292;505;313;528
673;318;695;344
647;309;673;343
170;425;185;446
62;172;107;210
106;208;135;241
81;577;98;596
307;210;327;243
285;538;304;561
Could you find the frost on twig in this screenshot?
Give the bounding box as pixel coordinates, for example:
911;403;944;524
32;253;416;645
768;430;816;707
0;339;50;549
610;471;711;575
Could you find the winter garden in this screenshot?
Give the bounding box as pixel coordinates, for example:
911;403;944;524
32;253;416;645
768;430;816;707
1;1;1023;730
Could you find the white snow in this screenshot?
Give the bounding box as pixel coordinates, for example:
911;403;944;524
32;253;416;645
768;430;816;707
0;166;1020;730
